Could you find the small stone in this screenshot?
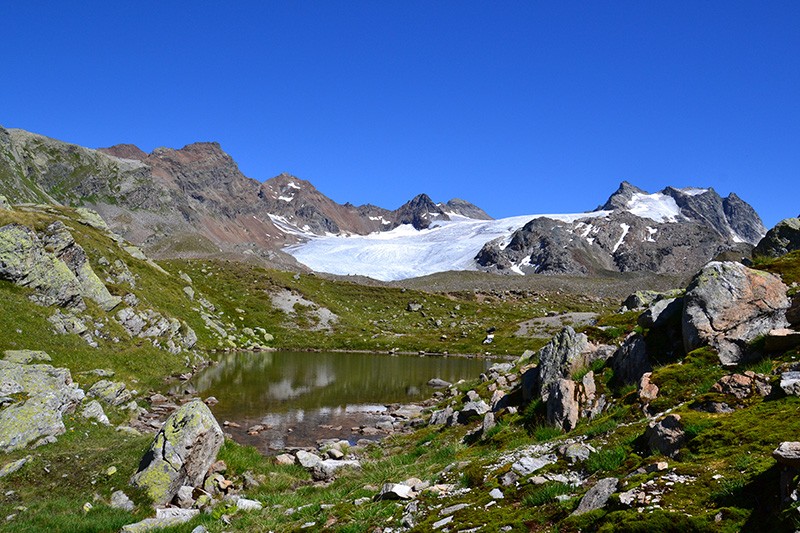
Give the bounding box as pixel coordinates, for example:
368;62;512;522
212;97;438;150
110;490;134;511
275;454;295;466
572;477;618;516
489;488;504;499
374;483;415;501
105;466;117;476
433;515;454;529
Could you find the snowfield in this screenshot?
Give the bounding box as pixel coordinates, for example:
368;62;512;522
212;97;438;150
284;211;609;281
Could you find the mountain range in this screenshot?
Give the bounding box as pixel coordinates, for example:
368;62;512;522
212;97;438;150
0;126;766;281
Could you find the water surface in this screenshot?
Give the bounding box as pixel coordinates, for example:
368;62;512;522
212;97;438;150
184;351;489;452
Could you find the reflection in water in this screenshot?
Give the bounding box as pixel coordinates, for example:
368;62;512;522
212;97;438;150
182;351;490;452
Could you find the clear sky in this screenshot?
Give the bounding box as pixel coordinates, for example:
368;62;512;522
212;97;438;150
2;2;798;227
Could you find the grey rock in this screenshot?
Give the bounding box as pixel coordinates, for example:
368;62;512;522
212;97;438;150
3;350;51;364
459;400;490;423
511;453;558;476
573;477;618;515
754;218;800;257
481;412;496;435
0;456;32;478
427;378;451;388
311;459;361;481
646;414;685;458
175;485;195;508
374;483;415;501
0;223;84;308
489;488;504;499
87;379;132;406
683;261;789;365
562;442;594;463
81;400;110;425
429;406;454;426
773;442;800;468
433;515;454;530
765;328;800;352
130;400;224;506
121;509;199;532
110;490;135;511
780;372;800;396
43;221;121;311
546;379;579;432
536;327;590;401
638;297;683;329
0;360;84;452
295;450;322;469
611;333;652;384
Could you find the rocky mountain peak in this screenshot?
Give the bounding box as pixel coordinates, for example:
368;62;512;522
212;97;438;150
97;144;148;161
444;198;493;220
394;193;450;230
600;181;648;211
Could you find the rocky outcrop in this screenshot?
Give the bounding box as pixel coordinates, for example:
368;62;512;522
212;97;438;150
43;221;121;311
392;194;450;230
0;357;84;452
0;221;122;311
683;261;790;365
754;218;800;258
0;223;84;308
131;400;224;506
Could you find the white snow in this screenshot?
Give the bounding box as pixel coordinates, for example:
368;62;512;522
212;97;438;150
625;193;683;223
646;226;658;242
680;187;708;196
510;255;533;276
278;195;294;202
612;223;630;253
287;182;301;190
284;211;610;281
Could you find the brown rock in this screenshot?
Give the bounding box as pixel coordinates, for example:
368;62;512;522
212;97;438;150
638;372;659;402
646;414;685;458
711;374;753;399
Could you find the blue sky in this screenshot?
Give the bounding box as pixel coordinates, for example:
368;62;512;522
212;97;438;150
2;2;798;227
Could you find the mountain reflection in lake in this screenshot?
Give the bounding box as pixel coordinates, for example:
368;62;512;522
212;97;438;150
181;351;490;453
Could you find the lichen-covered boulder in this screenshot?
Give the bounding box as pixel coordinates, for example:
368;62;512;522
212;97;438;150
3;350;52;364
88;379;132;406
683;261;790;365
535;327;590;401
754;218;800;258
0;359;85;452
0;223;84;308
131;400;224;506
44;221;121;312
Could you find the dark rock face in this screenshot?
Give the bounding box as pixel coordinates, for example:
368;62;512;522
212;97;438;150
682;261;790;365
754;218;800;258
611;333;652;384
444;198;492;220
391;194;450;230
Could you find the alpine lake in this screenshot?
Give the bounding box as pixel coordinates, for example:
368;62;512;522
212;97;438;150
176;350;491;453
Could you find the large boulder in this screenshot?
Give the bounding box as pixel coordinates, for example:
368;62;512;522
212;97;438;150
683;261;790;365
546;379;579;432
754;218;800;258
43;221;121;311
572;477;619;516
0;223;84;308
535;327;590;401
131;400;224;506
646;414;685;458
611;333;652;384
0;358;84;452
